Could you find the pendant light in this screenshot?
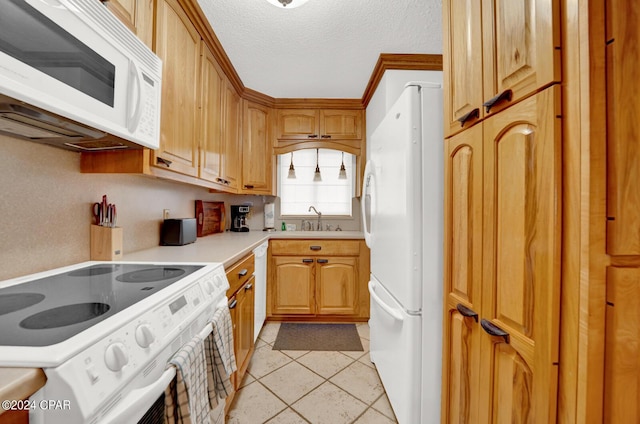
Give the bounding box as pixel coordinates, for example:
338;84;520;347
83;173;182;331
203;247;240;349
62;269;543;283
287;152;296;179
338;152;347;180
265;0;310;8
313;148;322;182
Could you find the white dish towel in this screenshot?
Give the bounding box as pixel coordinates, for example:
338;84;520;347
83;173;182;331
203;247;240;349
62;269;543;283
165;333;210;424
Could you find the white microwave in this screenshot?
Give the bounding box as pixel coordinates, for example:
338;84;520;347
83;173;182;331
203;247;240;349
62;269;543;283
0;0;162;151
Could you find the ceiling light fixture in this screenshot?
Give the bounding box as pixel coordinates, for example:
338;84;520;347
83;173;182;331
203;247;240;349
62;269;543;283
287;152;296;179
313;148;322;182
265;0;310;8
338;152;347;180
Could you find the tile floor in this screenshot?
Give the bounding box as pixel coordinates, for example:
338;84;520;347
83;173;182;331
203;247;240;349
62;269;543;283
226;322;398;424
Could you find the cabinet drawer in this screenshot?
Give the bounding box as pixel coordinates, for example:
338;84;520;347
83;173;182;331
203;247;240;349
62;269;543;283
226;253;255;295
270;240;360;256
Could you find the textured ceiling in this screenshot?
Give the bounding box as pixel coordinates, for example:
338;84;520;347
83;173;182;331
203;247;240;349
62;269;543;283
197;0;442;99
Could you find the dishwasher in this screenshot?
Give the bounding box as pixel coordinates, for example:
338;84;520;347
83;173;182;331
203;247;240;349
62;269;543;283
253;241;268;341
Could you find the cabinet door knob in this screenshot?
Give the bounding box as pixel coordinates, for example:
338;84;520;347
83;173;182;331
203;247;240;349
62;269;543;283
456;303;478;322
317;259;329;264
310;245;322;251
238;269;248;277
229;299;237;309
244;184;254;189
302;259;314;263
321;135;332;139
244;283;253;290
456;108;480;127
307;134;318;139
483;89;513;113
480;319;510;344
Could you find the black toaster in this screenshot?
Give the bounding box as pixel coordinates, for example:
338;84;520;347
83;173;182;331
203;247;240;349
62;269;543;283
161;218;197;246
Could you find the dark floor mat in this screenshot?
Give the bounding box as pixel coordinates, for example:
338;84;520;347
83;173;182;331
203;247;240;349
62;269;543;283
272;323;364;351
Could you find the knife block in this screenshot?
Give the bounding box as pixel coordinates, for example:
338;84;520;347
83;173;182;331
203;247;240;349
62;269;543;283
90;225;123;260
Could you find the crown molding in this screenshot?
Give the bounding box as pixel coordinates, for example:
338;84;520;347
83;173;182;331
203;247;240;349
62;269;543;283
360;54;443;108
180;1;441;109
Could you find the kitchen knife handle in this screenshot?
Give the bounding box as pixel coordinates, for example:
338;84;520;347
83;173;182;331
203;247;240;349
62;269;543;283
456;108;480;127
483;89;513;114
238;269;248;277
302;259;314;263
456;303;478;322
480;319;510;344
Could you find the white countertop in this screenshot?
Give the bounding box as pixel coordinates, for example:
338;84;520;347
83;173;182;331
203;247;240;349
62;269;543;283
124;230;364;268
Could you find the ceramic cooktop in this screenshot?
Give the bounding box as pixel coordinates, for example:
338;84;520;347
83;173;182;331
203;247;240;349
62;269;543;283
0;263;203;347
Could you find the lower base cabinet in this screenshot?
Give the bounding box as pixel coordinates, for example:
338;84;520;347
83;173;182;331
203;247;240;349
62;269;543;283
267;239;369;320
224;253;255;412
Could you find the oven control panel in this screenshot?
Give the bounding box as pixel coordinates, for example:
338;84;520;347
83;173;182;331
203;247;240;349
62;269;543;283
43;265;230;423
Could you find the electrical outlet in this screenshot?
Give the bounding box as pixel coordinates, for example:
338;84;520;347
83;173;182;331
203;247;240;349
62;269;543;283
163;209;170;220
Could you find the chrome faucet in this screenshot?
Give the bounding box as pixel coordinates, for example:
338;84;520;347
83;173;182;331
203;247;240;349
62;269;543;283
308;206;322;231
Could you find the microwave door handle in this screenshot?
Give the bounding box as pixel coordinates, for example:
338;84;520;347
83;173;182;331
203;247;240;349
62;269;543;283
100;366;176;424
127;60;143;133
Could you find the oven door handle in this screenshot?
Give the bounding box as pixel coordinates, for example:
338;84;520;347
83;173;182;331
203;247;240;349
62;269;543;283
100;366;176;424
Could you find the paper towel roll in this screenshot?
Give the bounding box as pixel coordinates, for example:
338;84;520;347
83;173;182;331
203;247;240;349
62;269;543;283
264;202;275;229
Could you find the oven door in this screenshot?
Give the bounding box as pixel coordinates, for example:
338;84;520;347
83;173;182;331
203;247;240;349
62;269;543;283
100;324;215;424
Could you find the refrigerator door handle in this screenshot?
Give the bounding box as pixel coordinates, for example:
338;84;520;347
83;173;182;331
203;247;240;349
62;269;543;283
362;160;374;248
368;280;404;322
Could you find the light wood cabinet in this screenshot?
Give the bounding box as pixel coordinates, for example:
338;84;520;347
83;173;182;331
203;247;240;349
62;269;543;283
153;0;201;177
443;0;560;137
241;102;274;194
225;253;255;411
602;3;640;423
199;45;225;185
442;89;561;423
316;257;358;315
101;0;154;49
605;0;640;256
271;256;316;315
221;81;242;191
268;239;369;320
200;45;242;193
275;109;362;142
234;277;254;384
442;123;483;424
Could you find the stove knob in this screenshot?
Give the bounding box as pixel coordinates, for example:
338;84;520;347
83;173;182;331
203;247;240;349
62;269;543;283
205;280;216;295
135;324;155;348
104;343;128;372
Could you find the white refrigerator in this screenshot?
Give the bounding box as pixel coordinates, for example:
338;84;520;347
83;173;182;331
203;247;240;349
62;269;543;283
362;82;443;424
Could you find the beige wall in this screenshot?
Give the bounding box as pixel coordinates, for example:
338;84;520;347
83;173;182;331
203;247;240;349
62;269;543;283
0;135;268;280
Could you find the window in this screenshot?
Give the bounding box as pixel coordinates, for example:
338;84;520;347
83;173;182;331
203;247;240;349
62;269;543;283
278;149;355;216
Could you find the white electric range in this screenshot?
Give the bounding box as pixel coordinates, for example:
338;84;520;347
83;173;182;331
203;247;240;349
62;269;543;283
0;261;230;424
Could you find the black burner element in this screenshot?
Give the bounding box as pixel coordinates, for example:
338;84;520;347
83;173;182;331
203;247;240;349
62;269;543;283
0;293;45;316
116;267;186;283
20;303;110;329
68;265;118;277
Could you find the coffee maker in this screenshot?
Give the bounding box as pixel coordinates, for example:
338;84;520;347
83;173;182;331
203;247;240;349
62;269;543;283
230;205;250;232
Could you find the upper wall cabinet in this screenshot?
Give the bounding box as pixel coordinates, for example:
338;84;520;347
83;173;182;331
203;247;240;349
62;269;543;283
275;109;363;145
200;44;243;193
443;0;561;137
242;101;274;195
153;0;202;177
101;0;154;50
